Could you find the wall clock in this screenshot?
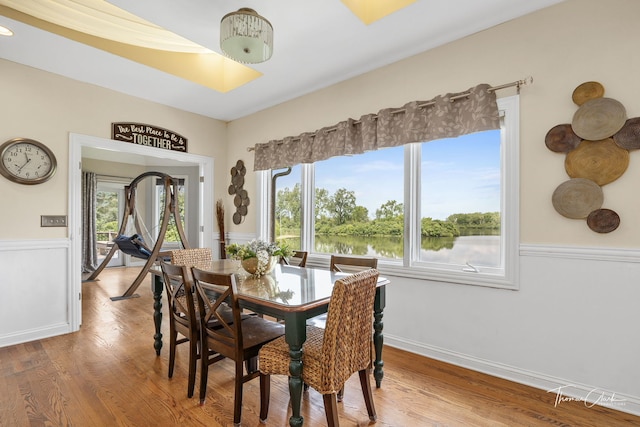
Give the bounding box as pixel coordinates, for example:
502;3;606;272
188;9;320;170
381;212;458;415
0;138;57;185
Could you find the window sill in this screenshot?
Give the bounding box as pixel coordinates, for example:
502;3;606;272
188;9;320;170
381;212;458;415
304;255;519;290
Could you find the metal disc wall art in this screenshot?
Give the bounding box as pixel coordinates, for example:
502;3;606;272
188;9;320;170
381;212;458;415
546;81;638;233
228;160;250;224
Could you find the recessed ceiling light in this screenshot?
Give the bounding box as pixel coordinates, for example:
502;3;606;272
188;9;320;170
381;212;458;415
0;25;13;36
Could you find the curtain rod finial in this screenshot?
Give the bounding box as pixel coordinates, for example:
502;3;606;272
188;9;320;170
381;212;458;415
516;76;533;94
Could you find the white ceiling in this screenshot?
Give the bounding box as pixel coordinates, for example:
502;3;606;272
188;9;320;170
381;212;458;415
0;0;564;122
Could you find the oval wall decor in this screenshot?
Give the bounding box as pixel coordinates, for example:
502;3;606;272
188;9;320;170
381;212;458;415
228;160;249;224
551;178;603;219
564;138;629;186
571;98;627;141
571;81;605;106
587;208;620;233
545;124;582;153
546;81;638;233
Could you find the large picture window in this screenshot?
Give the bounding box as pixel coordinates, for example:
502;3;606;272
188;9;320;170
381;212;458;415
264;95;519;288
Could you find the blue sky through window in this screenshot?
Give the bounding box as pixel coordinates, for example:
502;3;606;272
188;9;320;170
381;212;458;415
275;130;501;221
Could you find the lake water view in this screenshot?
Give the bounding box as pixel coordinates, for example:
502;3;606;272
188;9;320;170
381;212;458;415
280;233;501;268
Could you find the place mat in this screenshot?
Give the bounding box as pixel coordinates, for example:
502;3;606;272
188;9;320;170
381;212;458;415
552;178;603;219
564;138;629;185
572;98;627;140
545;123;582;153
571;81;605;106
587;208;620;233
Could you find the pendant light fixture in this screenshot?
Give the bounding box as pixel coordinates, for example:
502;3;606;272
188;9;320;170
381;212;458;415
220;8;273;64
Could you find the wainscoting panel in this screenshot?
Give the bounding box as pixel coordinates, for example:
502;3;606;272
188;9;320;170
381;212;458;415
382;244;640;416
0;239;73;347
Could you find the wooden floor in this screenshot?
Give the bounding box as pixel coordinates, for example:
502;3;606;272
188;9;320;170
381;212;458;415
1;266;638;427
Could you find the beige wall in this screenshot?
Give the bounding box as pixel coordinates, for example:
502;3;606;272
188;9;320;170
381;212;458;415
228;0;640;247
0;59;227;239
2;0;640;408
4;0;639;245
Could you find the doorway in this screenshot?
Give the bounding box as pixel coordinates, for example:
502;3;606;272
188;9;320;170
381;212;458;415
69;133;215;331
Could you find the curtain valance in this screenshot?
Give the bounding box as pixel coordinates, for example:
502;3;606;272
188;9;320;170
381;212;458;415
253;83;500;171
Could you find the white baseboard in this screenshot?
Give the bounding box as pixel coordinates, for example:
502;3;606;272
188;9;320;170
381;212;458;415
0;323;71;348
385;334;640;417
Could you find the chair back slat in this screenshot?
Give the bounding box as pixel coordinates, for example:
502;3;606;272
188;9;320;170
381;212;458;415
160;262;195;323
160;262;197;329
192;268;243;359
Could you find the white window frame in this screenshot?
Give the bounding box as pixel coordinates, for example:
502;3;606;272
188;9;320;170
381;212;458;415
152;175;188;249
257;95;519;289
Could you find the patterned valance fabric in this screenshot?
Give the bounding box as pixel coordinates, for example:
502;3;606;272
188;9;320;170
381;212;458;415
253;83;500;171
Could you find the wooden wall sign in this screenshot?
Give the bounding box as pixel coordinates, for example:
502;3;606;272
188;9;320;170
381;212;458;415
112;122;188;152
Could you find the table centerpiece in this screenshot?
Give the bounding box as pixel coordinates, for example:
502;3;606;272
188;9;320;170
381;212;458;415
226;239;292;277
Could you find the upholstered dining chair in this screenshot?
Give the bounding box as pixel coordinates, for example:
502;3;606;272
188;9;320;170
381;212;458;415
280;250;308;267
258;269;380;427
191;268;285;427
306;254;378;330
170;247;212;270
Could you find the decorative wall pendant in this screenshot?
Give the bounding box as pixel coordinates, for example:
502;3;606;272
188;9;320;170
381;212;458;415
546;81;638;233
228;160;249;224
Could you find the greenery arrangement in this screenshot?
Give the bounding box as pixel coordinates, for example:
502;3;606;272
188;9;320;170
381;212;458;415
227;239;293;276
226;239;293;261
276;184;500;239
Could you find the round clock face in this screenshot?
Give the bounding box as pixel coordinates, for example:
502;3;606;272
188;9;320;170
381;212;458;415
0;138;57;185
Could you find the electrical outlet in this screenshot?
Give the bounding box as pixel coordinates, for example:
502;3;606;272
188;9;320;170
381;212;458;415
41;215;68;227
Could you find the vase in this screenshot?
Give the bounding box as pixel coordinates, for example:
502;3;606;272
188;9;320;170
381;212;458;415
241;256;278;277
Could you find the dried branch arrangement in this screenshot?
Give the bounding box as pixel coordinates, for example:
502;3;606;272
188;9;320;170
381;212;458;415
216;199;227;258
216;199;225;237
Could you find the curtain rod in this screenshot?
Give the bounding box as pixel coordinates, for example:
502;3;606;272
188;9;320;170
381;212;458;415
95;173;135;181
247;76;533;152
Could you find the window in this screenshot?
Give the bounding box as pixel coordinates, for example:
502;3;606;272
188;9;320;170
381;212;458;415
273;164;302;247
263;95;519;288
313;146;405;258
154;177;186;247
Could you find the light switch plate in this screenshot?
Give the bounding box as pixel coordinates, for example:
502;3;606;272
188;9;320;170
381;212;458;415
41;215;68;227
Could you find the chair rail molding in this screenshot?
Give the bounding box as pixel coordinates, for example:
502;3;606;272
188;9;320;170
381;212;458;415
520;243;640;263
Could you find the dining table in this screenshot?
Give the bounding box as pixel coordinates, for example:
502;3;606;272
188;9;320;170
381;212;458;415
149;259;389;427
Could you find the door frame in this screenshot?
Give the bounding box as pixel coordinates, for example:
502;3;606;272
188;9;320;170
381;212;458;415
69;133;214;330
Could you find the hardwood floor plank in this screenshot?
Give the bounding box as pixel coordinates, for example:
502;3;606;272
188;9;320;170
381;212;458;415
0;266;637;426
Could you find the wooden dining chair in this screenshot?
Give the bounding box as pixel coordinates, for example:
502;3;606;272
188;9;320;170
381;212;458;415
258;269;380;427
159;261;205;398
191;268;285;427
164;248;228;398
329;254;378;273
280;250;308;267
